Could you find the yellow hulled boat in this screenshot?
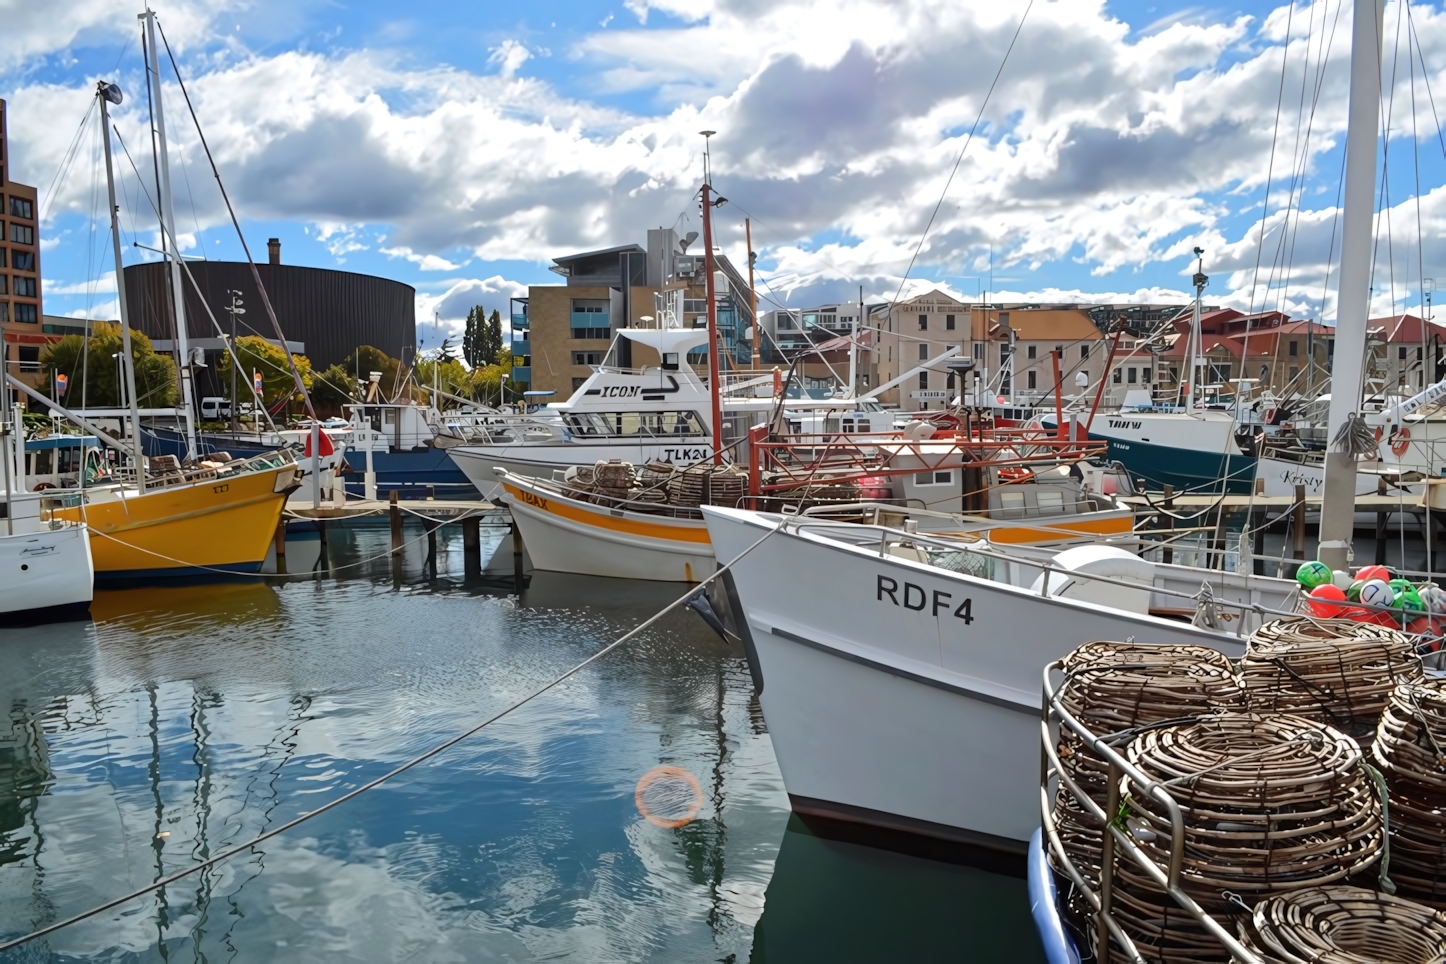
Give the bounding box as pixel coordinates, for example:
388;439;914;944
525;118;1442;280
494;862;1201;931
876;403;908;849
47;451;301;582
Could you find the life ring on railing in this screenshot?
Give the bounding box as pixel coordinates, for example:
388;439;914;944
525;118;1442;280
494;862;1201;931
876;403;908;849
1391;427;1411;457
32;482;56;491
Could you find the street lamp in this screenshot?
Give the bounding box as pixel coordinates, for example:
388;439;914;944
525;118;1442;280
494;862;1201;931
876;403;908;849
112;352;125;407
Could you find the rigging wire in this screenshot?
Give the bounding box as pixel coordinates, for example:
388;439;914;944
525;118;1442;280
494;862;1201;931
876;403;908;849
0;520;785;955
887;0;1034;311
37;99;97;225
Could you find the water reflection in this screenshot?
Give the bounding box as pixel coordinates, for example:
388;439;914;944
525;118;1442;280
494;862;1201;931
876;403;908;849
0;526;785;962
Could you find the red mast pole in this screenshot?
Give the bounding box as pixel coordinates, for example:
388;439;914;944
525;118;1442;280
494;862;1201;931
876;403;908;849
702;181;724;465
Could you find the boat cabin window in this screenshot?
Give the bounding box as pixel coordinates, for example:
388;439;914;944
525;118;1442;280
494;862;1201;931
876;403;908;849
1037;488;1065;511
913;471;954;486
563;411;705;437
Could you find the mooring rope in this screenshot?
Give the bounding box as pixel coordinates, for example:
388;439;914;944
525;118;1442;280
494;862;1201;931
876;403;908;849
0;516;783;953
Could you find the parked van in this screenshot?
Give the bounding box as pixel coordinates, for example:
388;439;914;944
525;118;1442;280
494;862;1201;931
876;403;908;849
200;397;231;420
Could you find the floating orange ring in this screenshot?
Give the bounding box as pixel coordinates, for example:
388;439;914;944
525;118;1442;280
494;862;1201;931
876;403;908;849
1391;427;1411;457
634;766;704;829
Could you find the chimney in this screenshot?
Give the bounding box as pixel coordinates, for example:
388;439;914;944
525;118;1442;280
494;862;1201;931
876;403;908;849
267;238;281;266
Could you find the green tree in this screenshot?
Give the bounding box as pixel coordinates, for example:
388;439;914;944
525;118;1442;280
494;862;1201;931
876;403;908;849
463;306;484;368
486;309;504;366
40;322;178;408
414;356;471;406
311;362;360;407
466;347;513;405
218;336;313;407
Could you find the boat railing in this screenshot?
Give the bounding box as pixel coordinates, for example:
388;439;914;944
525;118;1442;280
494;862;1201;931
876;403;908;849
106;448;297;490
797;498;1115;526
778;517;1310;633
1037;659;1265;964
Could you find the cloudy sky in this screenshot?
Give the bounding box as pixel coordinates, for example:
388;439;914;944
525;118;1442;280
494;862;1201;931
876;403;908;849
9;0;1446;346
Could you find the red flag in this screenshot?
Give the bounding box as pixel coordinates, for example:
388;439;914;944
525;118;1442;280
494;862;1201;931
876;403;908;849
303;429;335;458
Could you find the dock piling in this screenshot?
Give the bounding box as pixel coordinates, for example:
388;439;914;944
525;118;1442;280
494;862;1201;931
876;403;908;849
425;520;438;575
1161;485;1174;565
273;520;287;575
511;521;524;591
1375;478;1389;566
390;490;402;555
462;516;481;574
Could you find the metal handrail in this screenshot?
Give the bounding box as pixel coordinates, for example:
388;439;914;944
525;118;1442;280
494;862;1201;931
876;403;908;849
777;516;1304;629
1037;660;1265;964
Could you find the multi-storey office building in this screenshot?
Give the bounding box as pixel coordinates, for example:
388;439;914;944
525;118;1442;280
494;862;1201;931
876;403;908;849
0;99;45;391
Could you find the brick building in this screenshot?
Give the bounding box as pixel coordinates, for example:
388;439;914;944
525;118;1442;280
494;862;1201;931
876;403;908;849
0;99;45;390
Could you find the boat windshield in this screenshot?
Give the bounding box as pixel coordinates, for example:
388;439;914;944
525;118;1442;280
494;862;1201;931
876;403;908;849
563;411;706;437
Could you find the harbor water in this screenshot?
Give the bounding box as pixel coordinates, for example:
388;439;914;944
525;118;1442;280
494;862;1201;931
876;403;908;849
0;524;1040;962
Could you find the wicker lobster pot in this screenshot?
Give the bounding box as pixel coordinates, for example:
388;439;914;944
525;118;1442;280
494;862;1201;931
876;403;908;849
561;464;597;501
1240;618;1422;736
1107;713;1382;963
1371;681;1446;909
1051;642;1244;889
666;464;711;508
1237;886;1446;964
703;466;748;508
592;460;635;503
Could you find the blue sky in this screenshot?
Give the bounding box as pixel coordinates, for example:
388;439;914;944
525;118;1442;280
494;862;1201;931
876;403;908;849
10;0;1446;346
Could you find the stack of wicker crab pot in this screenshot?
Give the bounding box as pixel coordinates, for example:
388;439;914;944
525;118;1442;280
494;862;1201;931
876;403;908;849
1051;642;1243;892
1371;680;1446;909
1238;886;1446;962
1238;618;1423;740
1112;713;1383;963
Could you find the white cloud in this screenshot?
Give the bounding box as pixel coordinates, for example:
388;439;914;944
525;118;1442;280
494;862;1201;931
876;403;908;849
18;0;1446;321
487;39;532;79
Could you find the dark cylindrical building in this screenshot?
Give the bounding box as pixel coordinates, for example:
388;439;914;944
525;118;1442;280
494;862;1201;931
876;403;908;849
122;250;415;390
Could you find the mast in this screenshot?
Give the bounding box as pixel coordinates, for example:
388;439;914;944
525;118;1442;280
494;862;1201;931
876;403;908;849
746;218;759;370
700;131;724;465
142;9;198;459
850;284;861;400
1188;247;1206;412
98;81;147;490
1319;0;1386;571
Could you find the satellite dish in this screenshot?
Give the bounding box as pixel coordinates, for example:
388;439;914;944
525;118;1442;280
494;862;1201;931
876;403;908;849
680;231;699;253
1075;372;1089;388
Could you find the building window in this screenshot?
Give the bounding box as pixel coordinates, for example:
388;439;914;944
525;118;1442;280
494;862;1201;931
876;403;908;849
945;314;955;330
913;471;954;486
572;327;611;340
17;345;39;371
1260;364;1270;383
1418;346;1425;360
8;223;33;245
1081;344;1090;359
0;248;6;269
1400;346;1408;360
1208;363;1232;383
1027;345;1036;359
1170;366;1179;382
1289;340;1298;356
0;276;6;295
11;251;32;271
946;372;955;389
1112;368;1122;384
918;343;928;361
572;351;604;366
1327;340;1334;355
14;304;36;323
8;197;32;219
918;314;928;331
1143;368;1151;383
998;312;1009;326
1027;370;1037;389
1289;365;1299;381
973;343;984;360
12;276;34;298
918;372;928;389
0;303;7;322
1127;367;1136;384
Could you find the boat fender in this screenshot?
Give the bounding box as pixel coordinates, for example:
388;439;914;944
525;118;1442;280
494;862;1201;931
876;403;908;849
1027;829;1082;964
1391;426;1411;457
1029;545;1154;615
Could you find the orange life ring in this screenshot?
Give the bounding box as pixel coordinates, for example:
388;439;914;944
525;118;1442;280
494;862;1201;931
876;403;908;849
32;482;56;491
1391;427;1411;457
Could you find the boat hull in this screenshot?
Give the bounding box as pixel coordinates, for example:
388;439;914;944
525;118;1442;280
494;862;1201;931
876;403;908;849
50;463;297;582
450;441;714;502
343;447;478;499
500;473;713;582
0;523;93;622
703;506;1246;851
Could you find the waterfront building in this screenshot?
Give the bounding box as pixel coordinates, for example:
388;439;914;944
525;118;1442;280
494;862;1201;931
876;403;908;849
519;230;754;398
0;99;46;391
756;300;876;396
123;239;414;398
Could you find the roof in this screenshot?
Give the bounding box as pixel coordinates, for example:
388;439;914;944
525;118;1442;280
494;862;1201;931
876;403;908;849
991;308;1103;341
551;244;646;265
1367;314;1446;343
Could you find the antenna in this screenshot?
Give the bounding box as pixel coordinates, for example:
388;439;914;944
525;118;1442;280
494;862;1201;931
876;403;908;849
699;130;716;186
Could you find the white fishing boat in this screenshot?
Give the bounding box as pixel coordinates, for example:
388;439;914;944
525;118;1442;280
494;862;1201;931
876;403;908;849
497;451;1135;583
448;327;895;501
703;505;1297;854
1;385;93;625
